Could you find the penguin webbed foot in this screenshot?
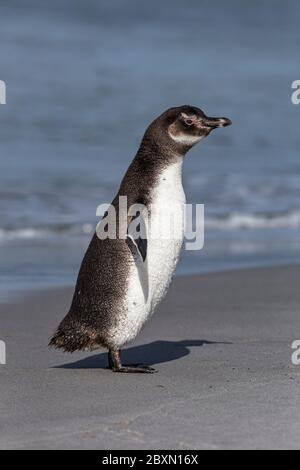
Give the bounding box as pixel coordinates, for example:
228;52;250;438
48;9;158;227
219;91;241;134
113;365;156;374
108;349;157;374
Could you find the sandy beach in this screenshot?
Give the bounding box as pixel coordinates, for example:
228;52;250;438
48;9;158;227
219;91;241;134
0;265;299;449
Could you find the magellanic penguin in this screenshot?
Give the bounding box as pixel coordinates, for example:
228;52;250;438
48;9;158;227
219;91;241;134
49;105;232;373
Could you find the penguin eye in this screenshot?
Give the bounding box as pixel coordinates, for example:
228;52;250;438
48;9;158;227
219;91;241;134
185;118;194;126
181;113;197;126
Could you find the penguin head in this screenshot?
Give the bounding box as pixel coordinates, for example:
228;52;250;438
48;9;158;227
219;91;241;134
146;105;232;155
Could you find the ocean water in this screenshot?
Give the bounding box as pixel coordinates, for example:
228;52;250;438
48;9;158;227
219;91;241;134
0;0;300;296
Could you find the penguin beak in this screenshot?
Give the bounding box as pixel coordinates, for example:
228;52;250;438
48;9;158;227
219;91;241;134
203;117;232;129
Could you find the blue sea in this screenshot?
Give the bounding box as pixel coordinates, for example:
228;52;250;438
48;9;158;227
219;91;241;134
0;0;300;297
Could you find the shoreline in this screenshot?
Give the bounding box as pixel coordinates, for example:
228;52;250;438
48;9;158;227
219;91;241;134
2;259;300;305
1;264;300;449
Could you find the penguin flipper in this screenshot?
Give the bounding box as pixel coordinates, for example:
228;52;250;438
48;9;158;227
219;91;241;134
126;234;147;262
126;212;147;262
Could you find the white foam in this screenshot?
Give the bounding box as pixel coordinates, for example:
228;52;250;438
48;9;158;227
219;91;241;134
205;211;300;230
1;211;300;243
0;223;94;240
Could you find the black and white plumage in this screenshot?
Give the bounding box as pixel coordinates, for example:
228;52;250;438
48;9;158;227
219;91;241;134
49;105;231;373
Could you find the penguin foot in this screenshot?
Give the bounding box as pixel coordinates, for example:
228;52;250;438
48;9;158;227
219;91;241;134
125;363;156;371
108;349;157;373
112;365;156;374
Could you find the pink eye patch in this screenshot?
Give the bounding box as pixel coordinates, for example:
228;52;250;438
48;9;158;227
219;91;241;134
185;119;194;126
181;113;198;126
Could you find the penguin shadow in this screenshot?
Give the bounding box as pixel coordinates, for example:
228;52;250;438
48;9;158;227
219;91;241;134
56;339;229;369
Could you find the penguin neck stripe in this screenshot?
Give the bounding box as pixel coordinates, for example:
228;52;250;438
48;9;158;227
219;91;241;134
168;130;203;145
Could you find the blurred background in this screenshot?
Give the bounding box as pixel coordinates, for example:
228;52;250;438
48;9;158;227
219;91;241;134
0;0;299;298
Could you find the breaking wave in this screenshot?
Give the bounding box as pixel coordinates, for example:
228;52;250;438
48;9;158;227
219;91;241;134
205;211;300;230
1;210;300;241
0;223;95;240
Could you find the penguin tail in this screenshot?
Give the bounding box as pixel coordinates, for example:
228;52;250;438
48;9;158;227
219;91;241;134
49;329;71;352
49;321;100;353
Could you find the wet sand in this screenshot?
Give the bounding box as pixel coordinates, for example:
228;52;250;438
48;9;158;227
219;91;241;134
1;265;300;449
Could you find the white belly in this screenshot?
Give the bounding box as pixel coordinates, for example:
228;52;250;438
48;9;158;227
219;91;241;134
111;160;186;348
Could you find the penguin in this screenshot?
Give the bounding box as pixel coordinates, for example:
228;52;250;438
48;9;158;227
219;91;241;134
49;105;232;373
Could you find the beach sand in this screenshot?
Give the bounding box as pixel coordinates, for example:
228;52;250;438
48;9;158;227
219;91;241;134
1;265;300;449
